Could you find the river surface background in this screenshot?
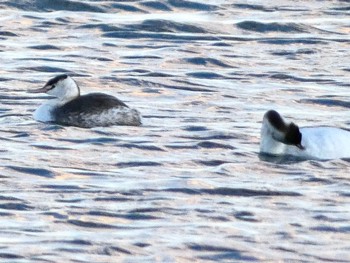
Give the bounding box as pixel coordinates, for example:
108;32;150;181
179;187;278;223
0;1;349;262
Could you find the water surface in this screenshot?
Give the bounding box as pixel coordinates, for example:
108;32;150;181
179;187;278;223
0;1;349;262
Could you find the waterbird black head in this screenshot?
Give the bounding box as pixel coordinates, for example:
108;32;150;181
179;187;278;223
285;122;304;149
28;74;69;94
44;74;69;88
265;110;304;150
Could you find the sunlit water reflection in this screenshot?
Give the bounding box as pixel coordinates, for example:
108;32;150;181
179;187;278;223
0;1;349;262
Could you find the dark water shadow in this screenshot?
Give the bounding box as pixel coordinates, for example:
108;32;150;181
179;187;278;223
146;187;302;197
258;153;309;164
188;243;257;261
301;98;350;109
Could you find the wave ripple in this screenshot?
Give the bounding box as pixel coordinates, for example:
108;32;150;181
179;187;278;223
0;0;349;262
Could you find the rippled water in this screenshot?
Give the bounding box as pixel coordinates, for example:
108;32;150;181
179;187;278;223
0;1;350;262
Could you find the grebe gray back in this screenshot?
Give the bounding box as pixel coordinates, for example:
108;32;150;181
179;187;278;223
29;74;141;128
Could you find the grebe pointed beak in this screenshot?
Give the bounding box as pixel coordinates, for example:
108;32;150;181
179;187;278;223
296;143;305;150
27;85;51;94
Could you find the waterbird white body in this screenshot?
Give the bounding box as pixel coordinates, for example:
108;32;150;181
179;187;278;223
29;74;141;128
260;110;350;160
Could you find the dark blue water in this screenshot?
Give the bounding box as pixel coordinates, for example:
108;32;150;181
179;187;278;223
0;1;349;262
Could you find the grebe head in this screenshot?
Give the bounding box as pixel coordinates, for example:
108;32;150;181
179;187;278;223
29;74;80;101
263;110;304;149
